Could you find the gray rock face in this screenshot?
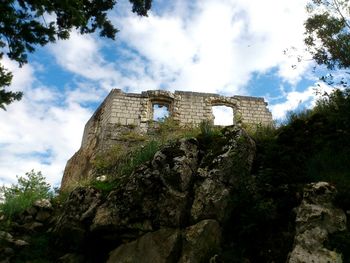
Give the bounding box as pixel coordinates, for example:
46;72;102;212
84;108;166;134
191;178;230;223
107;219;221;263
54;187;102;249
191;127;255;223
288;182;347;263
53;126;256;262
107;228;182;263
58;253;85;263
179;219;221;263
0;199;55;263
91;138;199;238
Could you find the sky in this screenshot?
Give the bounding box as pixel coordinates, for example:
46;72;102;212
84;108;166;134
0;0;334;187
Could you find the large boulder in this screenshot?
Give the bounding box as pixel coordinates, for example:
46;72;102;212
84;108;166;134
191;126;256;223
190;178;230;223
288;182;347;263
106;219;221;263
107;228;182;263
53;187;103;250
179;219;221;263
55;125;256;261
91;138;199;238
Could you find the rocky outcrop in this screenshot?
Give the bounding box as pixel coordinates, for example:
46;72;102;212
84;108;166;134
5;121;350;262
54;187;103;250
192;127;255;223
288;182;347;263
60;103;103;191
106;219;221;263
52;126;256;262
60;94;146;191
90;137;199;235
0;199;55;262
107;228;182;263
179;219;221;263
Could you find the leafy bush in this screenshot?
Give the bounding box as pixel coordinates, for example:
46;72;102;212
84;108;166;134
93;140;161;178
91;179;121;195
120;140;161;176
248;123;277;142
155;116;200;142
199;119;222;138
92;144;128;175
157;116;180;134
10;232;54;263
225;88;350;262
0;170;52;219
314;89;350;122
119;131;147;142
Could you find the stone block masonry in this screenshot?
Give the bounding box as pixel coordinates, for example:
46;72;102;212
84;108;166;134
81;89;272;147
61;89;272;189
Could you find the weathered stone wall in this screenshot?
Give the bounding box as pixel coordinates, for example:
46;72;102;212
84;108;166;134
61;89;272;189
235;95;273;126
81;89;272;146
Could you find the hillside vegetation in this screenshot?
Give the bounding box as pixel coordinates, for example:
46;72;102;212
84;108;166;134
1;88;350;262
230;88;350;262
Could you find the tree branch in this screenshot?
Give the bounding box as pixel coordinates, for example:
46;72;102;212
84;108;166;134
332;0;350;31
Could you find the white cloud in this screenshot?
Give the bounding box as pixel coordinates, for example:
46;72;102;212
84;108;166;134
269;82;334;120
2;57;35;93
0;61;95;187
46;0;311;96
48;32;122;85
0;0;323;187
115;0;311;94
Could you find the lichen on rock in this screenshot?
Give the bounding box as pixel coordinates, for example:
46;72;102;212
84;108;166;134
50;125;256;262
288;182;347;263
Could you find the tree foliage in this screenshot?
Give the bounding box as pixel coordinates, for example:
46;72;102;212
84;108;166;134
305;0;350;70
0;170;52;218
235;88;350;261
0;0;152;109
0;60;22;110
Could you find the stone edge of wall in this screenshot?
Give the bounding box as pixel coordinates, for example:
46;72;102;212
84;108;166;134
81;89;273;148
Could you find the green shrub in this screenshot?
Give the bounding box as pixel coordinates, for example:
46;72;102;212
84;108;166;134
92;144;128;175
120;140;160;176
284;109;314;124
13;233;51;262
155;117;199;142
92;140;161;179
233;88;350;262
199;120;222;138
307;148;350;182
119;131;147;142
91;179;121;195
157;116;179;134
0;170;52;219
248;123;277;142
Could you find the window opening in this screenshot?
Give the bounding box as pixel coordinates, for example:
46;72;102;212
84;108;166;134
153;104;170;121
212;105;234;126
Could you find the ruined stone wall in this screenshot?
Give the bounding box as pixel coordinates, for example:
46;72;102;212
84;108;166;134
80;89;272;149
236;96;273;126
62;89;273;189
175;91;214;125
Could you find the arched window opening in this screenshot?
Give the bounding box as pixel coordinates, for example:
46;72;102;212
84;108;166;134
212;105;234;126
153;104;170;121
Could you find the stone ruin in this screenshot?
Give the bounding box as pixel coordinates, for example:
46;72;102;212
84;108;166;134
82;89;272;145
61;89;273;189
